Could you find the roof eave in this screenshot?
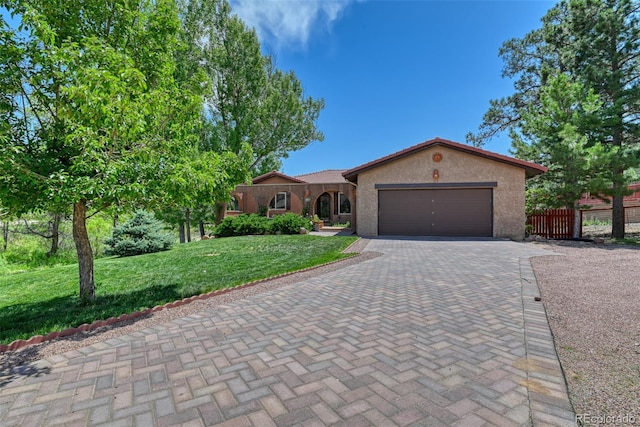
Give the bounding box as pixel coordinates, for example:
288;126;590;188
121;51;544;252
342;138;547;180
252;170;306;184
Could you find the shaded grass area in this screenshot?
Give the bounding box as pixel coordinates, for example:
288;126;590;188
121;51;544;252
0;235;357;344
609;237;640;246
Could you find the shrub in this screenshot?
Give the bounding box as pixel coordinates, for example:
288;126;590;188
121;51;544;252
213;216;237;238
235;214;269;236
105;210;173;257
269;213;311;235
213;213;311;238
213;214;270;237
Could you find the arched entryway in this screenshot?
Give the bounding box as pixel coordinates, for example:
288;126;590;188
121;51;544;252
316;192;332;221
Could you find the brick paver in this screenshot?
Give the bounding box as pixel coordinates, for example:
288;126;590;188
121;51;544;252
0;238;576;426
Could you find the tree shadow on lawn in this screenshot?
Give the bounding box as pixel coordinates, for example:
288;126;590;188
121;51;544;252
0;284;184;385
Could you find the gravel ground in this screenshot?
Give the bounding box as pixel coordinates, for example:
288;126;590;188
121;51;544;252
530;240;640;424
0;237;378;371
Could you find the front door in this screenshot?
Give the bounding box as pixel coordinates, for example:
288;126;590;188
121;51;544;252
317;193;331;221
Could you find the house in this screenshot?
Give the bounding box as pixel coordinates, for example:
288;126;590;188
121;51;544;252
579;182;640;223
229;137;547;239
229;169;355;227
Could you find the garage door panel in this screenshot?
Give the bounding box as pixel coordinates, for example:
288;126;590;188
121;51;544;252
378;188;492;237
379;191;426;235
432;189;491;236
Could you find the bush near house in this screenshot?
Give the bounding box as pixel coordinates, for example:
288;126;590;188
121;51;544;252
214;214;268;237
214;213;311;237
269;213;312;235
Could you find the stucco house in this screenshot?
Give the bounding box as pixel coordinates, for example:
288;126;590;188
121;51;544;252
228;137;547;239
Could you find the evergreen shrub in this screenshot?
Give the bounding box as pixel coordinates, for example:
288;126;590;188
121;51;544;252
105;210;173;257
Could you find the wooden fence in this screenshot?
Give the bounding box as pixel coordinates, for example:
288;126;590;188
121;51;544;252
581;206;640;224
527;209;580;239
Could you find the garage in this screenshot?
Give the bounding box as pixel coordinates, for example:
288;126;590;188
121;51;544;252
342;138;547;239
378;188;493;236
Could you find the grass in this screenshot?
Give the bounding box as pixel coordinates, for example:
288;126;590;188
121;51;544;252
330;221;351;228
0;234;357;344
609;237;640;246
582;217;612;226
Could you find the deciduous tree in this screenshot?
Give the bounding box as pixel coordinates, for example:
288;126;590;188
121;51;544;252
0;0;246;301
172;0;324;227
178;0;324;175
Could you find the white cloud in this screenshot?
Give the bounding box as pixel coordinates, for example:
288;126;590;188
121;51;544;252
230;0;356;49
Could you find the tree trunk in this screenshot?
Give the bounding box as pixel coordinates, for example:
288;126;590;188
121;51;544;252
1;221;8;251
573;202;581;239
611;193;625;239
199;220;206;238
178;222;186;243
48;212;62;257
73;201;95;303
185;208;191;242
214;202;226;225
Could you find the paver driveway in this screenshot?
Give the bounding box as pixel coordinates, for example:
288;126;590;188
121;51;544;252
0;238;576;426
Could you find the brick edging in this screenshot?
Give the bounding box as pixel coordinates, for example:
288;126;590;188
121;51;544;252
0;245;363;353
519;257;576;425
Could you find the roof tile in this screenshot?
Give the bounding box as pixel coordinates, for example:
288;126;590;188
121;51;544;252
294;169;348;183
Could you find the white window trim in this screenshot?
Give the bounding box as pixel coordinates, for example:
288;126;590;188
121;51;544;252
338;192;351;215
271;192;288;210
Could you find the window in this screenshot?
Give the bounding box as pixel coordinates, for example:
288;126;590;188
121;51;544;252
269;192;288;210
338;192;351;214
227;196;240;211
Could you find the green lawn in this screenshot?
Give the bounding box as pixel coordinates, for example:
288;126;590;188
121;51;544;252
0;235;357;344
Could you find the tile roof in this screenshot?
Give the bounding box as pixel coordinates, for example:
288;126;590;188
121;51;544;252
252;171;305;184
342;137;548;181
294;169;348;183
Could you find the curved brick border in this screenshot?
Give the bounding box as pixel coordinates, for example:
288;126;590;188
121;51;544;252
0;239;364;353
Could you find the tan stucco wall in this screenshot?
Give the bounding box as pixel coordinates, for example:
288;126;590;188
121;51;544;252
355;146;526;239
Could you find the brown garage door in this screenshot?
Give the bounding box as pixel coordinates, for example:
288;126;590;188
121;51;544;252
378;188;492;236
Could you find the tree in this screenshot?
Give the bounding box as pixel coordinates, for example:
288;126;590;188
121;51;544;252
15;212;66;256
179;0;324;175
0;0;244;301
514;74;608;237
0;203;7;252
469;0;640;238
169;0;324;229
157;146;252;239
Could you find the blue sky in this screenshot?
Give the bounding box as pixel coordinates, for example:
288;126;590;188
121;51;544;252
231;0;555;176
2;1;556;177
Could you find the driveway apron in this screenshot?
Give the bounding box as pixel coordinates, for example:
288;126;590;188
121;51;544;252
0;238;575;426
